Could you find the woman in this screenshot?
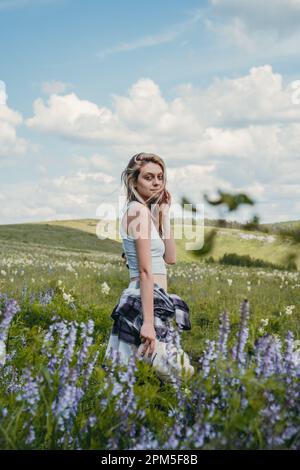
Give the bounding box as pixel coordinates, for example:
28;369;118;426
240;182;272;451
103;153;194;382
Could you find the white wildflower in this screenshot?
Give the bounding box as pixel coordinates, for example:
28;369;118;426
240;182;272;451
63;292;75;304
258;318;269;335
101;282;110;295
66;264;75;272
285;305;295;316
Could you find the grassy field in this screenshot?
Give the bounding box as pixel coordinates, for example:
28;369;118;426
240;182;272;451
2;217;299;268
1;217;300;340
0;218;300;449
1;219;299;357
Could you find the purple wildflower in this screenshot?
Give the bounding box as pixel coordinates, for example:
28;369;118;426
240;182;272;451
0;296;20;367
38;288;55;306
16;367;41;415
232;299;250;371
217;310;230;360
59;321;78;384
199;340;217;378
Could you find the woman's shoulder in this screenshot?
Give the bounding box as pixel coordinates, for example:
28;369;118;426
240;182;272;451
127;200;144;208
127;200;148;214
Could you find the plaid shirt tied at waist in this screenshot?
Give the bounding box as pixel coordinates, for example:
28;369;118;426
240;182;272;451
110;282;191;346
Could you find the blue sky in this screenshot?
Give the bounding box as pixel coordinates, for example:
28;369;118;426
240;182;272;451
1;0;300;224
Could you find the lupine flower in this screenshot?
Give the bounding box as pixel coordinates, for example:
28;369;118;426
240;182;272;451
284;331;296;380
74;321;94;381
38;288;55;306
59;321;78;384
291;340;300;368
260;391;283;449
16;368;41;414
2;277;300;450
254;334;283;377
84;350;99;388
200;340;217;378
217;310;230;360
0;296;20;366
51;383;84;432
42;320;70;374
232;299;250;371
129;426;159;450
25;425;36;445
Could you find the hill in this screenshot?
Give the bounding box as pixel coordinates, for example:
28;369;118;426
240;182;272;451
1;218;298;269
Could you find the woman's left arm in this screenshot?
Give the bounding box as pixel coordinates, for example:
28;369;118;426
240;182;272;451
161;192;176;264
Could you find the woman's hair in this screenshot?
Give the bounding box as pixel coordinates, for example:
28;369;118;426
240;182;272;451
121;152;168;237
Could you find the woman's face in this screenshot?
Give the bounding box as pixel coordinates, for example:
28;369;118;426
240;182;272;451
135;162;164;202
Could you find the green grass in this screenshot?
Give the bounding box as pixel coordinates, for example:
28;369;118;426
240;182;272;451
0;222;120;255
1;219;299;360
2;218;298;269
1;217;300;449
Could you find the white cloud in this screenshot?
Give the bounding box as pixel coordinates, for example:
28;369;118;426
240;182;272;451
176;65;300;126
0;169;118;224
26;92;132;143
0;80;30;158
209;0;300;32
27;66;300;144
25;79;202;146
206;0;300;57
18;66;300;223
0;80;7;105
25;67;300;177
73;152;119;174
52;170;114;190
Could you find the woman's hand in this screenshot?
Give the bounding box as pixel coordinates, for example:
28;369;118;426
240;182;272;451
139;322;156;358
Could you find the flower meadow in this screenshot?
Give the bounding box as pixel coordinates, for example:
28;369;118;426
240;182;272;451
0;241;300;449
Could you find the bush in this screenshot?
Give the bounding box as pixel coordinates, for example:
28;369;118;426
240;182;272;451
219;252;297;271
204;256;215;264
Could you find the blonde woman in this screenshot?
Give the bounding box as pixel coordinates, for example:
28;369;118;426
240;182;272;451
103;153;194;382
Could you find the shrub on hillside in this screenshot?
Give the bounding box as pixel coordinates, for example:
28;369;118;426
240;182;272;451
219;253;297;271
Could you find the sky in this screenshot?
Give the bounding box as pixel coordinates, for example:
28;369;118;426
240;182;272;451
1;0;300;225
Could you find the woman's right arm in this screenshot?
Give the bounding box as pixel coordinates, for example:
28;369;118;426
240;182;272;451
128;202;156;357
